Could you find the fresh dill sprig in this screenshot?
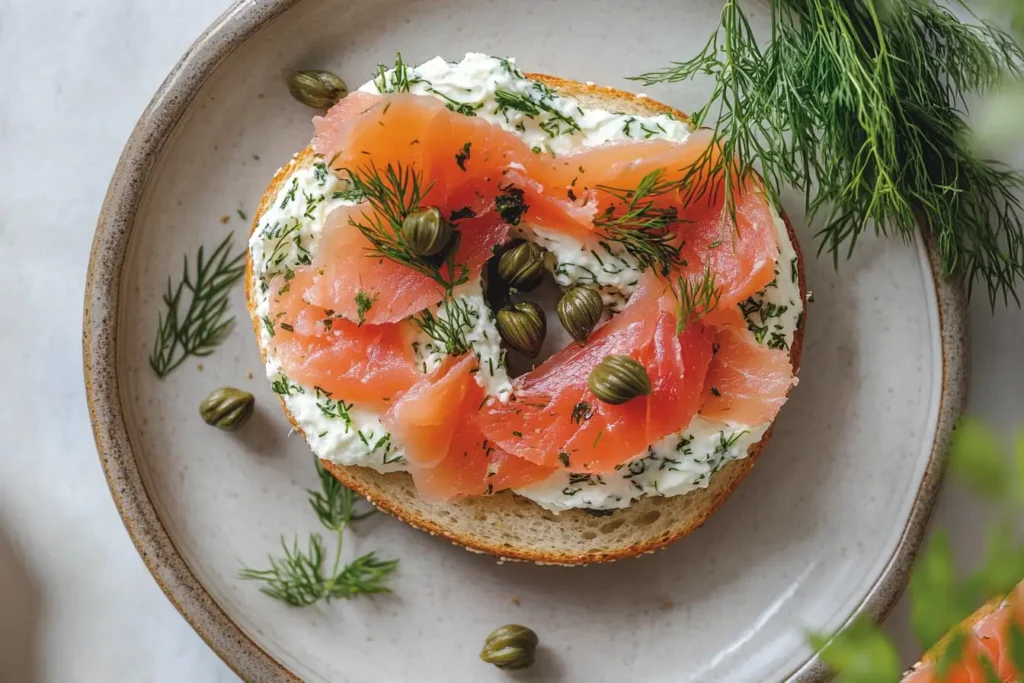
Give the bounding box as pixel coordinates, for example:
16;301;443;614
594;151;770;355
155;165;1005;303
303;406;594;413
414;296;478;356
344;162;470;292
675;264;722;333
425;86;482;117
494;87;581;136
632;0;1024;306
593;169;683;276
239;457;397;607
373;52;419;94
149;232;245;378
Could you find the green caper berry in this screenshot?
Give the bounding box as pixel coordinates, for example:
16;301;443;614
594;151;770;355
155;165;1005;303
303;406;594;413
286;70;348;109
587;355;651;405
557;286;604;345
199;387;255;431
480;624;539;670
496;301;546;357
497;240;546;292
402;207;453;257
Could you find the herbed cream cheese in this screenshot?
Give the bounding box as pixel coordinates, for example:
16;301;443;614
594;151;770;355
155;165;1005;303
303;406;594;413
249;53;803;511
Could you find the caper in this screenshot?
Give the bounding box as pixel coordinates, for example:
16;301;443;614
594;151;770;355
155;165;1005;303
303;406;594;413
557;286;604;345
287;70;348;109
480;624;539;670
496;301;546;357
497;240;546;292
587;355;652;405
199;387;255;431
402;207;453;257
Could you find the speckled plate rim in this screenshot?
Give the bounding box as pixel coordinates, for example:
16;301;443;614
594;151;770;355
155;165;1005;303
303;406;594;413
82;0;970;680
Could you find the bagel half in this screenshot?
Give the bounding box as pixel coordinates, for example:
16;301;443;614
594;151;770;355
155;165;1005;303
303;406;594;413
246;73;807;565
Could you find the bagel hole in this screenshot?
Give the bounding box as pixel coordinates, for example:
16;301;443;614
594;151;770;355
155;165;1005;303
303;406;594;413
486;234;612;377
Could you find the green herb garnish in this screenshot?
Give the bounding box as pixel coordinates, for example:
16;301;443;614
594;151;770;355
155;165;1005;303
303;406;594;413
593;169;682;277
239;457;398;606
450;206;476;222
455;141;472;171
373;52;419;94
632;0;1024;306
496;184;529;225
415;296;478;356
149;232;246;378
354;289;377;327
674;263;721;333
343;162;470;291
494;87;580;136
571;401;594;424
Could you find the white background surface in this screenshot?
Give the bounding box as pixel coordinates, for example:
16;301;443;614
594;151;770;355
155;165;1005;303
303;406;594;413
0;1;1021;681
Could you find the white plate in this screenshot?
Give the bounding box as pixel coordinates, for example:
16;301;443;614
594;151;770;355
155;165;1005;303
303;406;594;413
84;0;968;680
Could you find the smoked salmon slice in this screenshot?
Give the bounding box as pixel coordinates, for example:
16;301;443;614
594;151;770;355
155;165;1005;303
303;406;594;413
383;355;558;500
268;315;420;409
698;325;796;425
526;130;779;311
298;93;541;324
289;204;508;324
477;275;715;472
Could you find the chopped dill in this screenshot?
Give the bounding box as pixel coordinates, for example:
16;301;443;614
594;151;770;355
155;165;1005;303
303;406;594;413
495;184;529;225
455;141;471;171
373;52;420;94
449;206;476;222
571;401;594;424
354;290;377;327
493;87;581;136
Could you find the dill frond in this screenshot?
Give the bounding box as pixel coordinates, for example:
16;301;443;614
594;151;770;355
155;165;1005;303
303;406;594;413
239;457;397;607
149;232;246;378
593;169;685;276
344;161;470;292
675;263;722;333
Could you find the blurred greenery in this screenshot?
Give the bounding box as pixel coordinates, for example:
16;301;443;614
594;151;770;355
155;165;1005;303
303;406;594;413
910;532;978;650
811;417;1024;680
975;0;1024;151
809;618;902;683
949;417;1011;499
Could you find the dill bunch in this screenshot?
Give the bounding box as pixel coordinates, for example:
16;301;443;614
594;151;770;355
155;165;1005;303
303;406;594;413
633;0;1024;306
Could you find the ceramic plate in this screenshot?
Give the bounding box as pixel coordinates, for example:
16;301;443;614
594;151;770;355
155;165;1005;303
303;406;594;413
84;0;969;681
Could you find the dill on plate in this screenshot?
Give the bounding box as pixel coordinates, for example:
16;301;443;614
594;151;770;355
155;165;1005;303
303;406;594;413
633;0;1024;306
239;457;398;607
149;232;246;378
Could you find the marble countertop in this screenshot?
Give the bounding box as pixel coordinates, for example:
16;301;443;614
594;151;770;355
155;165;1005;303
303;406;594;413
1;1;1020;681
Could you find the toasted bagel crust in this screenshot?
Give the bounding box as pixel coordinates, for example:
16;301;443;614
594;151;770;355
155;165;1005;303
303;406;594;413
245;73;807;565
